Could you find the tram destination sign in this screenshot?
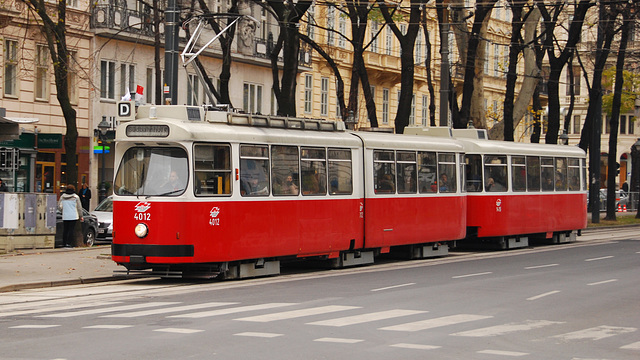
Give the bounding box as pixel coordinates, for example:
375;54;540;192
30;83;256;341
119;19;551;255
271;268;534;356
126;124;170;137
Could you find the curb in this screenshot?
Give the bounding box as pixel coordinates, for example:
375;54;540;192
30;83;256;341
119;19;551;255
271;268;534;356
0;275;129;293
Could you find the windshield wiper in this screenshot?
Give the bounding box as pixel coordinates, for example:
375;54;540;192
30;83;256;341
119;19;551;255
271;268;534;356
148;188;185;198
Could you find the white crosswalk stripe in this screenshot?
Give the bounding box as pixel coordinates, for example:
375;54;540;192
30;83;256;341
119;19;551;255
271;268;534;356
379;314;492;332
235;305;360;322
553;325;637;341
168;303;297;318
307;309;427;327
0;301;122;318
101;302;238;318
620;341;640;350
37;302;180;318
477;350;529;357
451;320;565;337
390;343;441;350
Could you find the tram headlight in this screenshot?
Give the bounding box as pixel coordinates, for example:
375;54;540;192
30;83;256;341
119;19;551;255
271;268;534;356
134;223;149;238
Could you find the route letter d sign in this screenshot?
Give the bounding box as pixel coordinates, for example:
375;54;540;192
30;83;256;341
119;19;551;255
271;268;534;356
117;101;135;122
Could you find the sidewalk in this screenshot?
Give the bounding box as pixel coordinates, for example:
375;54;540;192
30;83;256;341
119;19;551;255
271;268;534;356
0;245;125;293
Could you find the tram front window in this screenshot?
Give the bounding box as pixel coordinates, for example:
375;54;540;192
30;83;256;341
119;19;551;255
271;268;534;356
114;147;188;196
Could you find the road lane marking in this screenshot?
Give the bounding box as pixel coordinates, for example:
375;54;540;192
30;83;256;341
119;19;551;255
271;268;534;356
235;305;360;322
235;332;283;338
587;279;618;286
169;303;296;318
390;343;441;350
526;290;561;301
83;325;134;329
9;324;60;329
585;256;614;262
452;272;492;279
524;264;559;270
452;320;565;337
38;302;180;318
101;302;238;318
477;350;529;357
0;301;122;318
371;283;416;292
307;309;426;327
153;328;205;334
621;341;640;350
314;337;363;344
379;314;492;332
554;325;637;341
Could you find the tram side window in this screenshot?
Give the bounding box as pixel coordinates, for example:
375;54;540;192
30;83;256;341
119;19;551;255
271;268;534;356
541;157;555;191
397;151;417;194
511;156;527;192
465;154;482;192
568;158;581;191
555;157;568;191
240;145;270;196
301;147;327;195
418;152;437;193
374;150;396;194
438;153;457;193
581;159;587;191
484;155;507;192
193;144;231;196
272;145;299;196
527;156;541;191
328;148;353;195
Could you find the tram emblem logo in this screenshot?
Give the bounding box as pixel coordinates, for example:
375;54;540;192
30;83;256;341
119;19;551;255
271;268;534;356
495;199;502;213
135;202;151;213
209;206;220;226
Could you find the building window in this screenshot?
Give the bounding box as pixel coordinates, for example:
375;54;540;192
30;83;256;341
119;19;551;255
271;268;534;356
304;74;312;114
484;42;490;75
321;77;329;116
338;18;346;48
620;115;627;135
327;6;335;46
409;94;416;125
187;74;199;106
382;88;389;124
386;27;393;56
307;5;315;40
566;66;581;96
100;60;115;99
66;0;78;8
573;115;581;135
243;83;263;114
35;45;49;101
422;95;428;126
415;32;422;63
4;40;18;97
120;63;135;99
371;21;378;53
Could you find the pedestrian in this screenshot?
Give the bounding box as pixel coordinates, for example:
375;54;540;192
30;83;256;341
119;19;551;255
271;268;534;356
0;178;7;192
79;183;92;210
57;184;83;248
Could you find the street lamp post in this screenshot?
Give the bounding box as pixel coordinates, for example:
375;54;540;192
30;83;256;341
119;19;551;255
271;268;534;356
631;138;640;219
97;116;111;203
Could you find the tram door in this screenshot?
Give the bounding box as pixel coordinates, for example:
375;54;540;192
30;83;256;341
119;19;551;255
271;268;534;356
36;162;55;193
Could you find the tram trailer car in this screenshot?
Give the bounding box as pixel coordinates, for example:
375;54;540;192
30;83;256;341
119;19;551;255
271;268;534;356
110;103;586;279
111;104;466;279
457;136;587;249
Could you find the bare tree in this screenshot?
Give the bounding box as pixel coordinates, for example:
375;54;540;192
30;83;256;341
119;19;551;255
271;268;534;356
21;0;78;191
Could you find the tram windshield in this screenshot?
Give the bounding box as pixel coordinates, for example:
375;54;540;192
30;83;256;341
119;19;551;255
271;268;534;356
114;147;188;196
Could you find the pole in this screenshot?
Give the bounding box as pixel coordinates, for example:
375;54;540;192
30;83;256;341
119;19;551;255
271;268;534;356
439;9;450;127
164;0;180;105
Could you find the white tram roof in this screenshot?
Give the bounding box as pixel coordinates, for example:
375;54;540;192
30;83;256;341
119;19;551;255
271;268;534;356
456;137;586;158
353;131;464;153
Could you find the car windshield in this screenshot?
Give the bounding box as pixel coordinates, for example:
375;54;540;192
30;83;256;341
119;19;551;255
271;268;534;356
95;197;113;212
114;147;188;196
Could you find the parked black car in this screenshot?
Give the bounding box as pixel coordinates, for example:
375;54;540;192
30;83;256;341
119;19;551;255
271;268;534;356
55;208;99;247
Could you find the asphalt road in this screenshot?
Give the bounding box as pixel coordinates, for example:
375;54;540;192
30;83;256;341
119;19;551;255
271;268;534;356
0;229;638;360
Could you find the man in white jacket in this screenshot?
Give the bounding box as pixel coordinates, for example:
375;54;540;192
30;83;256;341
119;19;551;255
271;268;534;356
58;184;84;247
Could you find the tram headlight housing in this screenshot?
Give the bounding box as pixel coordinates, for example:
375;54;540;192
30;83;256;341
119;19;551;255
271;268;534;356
134;223;149;238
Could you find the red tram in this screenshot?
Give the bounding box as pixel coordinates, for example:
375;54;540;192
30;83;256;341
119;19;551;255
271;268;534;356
110;103;587;279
